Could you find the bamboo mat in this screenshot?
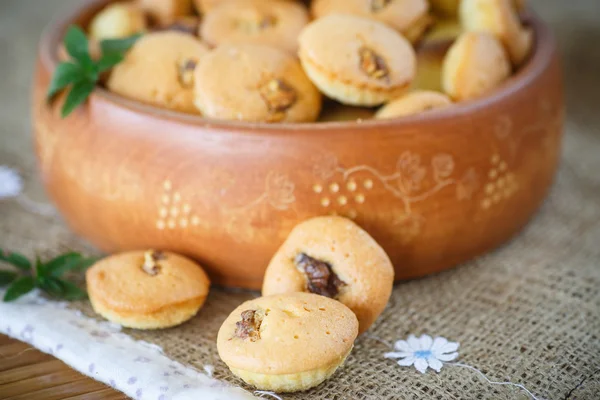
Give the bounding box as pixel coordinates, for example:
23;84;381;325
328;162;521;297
0;335;125;400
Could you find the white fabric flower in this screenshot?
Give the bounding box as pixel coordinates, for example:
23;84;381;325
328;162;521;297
0;166;23;199
384;334;459;373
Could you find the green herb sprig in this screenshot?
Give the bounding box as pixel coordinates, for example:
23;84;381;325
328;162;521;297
0;249;97;302
47;25;142;118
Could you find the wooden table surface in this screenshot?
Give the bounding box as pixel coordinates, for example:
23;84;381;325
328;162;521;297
0;335;126;400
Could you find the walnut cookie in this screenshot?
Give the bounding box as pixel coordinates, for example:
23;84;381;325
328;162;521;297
262;216;394;334
194;44;322;122
86;250;210;329
311;0;432;44
108;31;209;114
298;14;416;107
200;0;309;54
217;293;358;392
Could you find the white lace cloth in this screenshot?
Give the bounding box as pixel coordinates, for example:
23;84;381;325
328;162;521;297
0;290;257;400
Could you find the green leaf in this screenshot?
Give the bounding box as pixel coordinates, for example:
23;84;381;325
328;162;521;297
0;250;32;271
0;271;18;286
95;52;124;74
55;279;87;301
100;34;142;56
3;277;35;302
61;81;95;118
37;276;66;298
64;26;92;68
43;252;83;277
46;62;84;100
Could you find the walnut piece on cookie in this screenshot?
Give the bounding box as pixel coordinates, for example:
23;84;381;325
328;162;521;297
217;293;358;392
86;250;210;329
262;216;394;334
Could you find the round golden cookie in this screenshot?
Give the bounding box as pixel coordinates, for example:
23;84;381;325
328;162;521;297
298;14;416;107
89;2;147;41
200;0;309;54
311;0;431;44
442;31;511;101
107;32;209;114
138;0;193;26
376;90;452;119
460;0;533;66
262;216;394;334
194;44;322;122
86;250;210;329
217;292;358;392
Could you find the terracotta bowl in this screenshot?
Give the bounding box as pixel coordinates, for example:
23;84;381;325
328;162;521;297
33;0;564;289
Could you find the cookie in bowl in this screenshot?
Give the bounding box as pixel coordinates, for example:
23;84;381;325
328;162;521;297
298;14;416;106
194;44;322;122
376;90;452;119
86;250;211;329
460;0;533;66
311;0;432;44
262;216;394;334
200;0;309;54
107;31;209;114
89;1;147;41
442;31;511;101
217;292;358;392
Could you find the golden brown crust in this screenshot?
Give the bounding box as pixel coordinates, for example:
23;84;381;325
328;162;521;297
217;293;358;375
262;216;394;334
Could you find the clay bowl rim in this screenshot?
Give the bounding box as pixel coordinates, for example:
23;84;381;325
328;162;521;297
39;0;556;135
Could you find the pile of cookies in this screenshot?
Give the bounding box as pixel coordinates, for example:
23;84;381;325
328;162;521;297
86;216;394;392
80;0;532;122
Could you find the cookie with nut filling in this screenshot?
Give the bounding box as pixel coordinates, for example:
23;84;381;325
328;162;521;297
311;0;432;44
200;0;309;54
298;14;416;107
107;32;209;114
217;293;358;392
442;31;511;101
460;0;533;66
86;250;210;329
89;2;147;41
262;216;394;334
194;44;321;122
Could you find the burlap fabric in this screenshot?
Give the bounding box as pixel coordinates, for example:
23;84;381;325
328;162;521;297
1;0;599;398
